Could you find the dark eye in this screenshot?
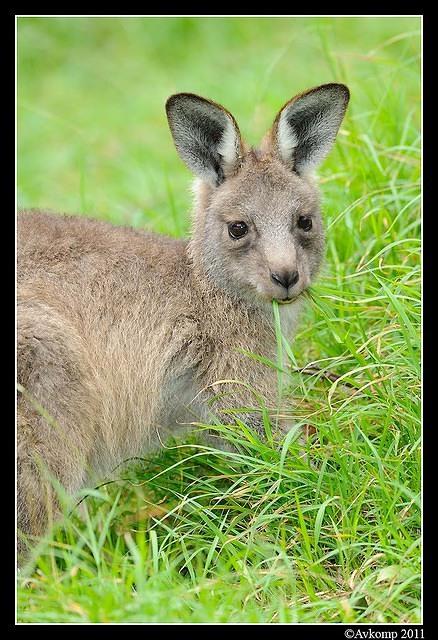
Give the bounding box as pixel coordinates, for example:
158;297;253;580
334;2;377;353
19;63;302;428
297;216;313;231
228;221;248;239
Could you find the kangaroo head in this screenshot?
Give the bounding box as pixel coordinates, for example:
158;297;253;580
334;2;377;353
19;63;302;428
166;84;349;307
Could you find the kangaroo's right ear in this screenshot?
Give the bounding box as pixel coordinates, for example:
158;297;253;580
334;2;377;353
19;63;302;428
166;93;243;187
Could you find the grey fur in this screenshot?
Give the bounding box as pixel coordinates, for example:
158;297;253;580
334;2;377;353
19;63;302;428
17;84;349;563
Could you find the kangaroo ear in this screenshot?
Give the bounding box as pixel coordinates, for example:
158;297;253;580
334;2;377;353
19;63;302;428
272;83;350;175
166;93;243;187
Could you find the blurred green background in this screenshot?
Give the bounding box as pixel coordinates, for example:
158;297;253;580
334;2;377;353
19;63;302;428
18;16;420;234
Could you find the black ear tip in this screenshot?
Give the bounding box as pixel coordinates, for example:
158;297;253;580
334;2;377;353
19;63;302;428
335;83;350;102
165;93;185;114
165;92;210;113
165;95;175;113
322;83;350;103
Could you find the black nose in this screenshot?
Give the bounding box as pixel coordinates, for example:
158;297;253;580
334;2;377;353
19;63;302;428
271;270;299;290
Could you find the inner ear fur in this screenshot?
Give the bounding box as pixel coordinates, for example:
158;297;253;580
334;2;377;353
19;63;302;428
270;83;350;175
166;93;243;187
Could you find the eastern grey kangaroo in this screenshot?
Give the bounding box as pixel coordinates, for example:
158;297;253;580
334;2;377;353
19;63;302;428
17;83;350;560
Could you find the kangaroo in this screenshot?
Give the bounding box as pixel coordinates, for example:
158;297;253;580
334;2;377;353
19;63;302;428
17;83;350;561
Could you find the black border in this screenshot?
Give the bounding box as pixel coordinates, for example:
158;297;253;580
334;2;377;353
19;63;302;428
9;8;429;636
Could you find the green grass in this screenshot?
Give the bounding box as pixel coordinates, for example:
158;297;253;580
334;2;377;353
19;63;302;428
17;17;421;623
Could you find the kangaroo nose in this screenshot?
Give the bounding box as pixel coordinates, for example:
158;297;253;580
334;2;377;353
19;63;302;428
271;270;299;290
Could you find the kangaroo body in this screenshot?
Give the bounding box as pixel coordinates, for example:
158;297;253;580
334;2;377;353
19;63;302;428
18;210;285;479
17;84;349;560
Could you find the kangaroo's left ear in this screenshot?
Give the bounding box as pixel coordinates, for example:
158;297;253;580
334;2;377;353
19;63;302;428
272;83;350;175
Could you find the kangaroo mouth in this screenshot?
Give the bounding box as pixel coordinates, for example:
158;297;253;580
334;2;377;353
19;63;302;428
276;294;300;305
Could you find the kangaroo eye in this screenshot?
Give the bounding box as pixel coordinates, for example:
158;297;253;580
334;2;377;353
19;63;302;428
297;216;312;231
228;221;248;239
